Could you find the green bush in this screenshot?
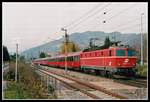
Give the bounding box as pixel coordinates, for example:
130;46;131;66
4;62;56;99
136;64;147;77
4;70;15;81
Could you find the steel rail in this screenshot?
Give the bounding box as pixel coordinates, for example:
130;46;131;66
49;70;128;99
37;69;102;99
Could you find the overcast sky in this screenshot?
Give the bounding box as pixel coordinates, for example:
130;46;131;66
2;2;148;53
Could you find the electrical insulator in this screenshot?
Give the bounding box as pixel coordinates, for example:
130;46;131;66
103;21;106;23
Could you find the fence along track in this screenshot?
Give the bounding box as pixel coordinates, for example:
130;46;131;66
38;68;127;99
38;69;102;99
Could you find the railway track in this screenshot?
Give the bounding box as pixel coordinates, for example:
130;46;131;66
114;78;147;88
37;67;128;99
40;65;147;88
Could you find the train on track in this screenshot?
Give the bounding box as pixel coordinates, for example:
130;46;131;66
33;46;137;77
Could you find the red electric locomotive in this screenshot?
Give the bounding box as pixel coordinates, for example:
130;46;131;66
80;47;137;77
33;46;137;77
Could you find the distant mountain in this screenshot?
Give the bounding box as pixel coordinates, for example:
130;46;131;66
20;31;142;59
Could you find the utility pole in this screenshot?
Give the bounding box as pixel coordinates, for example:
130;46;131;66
61;28;68;73
140;13;144;65
15;43;18;82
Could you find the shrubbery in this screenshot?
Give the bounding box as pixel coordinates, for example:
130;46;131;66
4;61;56;99
136;64;147;78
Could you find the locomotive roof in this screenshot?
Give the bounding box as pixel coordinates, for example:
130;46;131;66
82;47;127;54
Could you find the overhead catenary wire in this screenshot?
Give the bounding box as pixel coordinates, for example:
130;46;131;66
110;17;141;31
67;3;112;31
113;22;146;32
69;3;135;33
69;3;116;33
106;17;144;33
63;3;103;29
107;3;137;21
91;3;140;32
64;3;147;52
76;3;137;33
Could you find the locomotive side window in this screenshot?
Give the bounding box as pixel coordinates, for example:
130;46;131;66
86;53;88;57
109;50;112;56
92;52;95;57
101;52;103;56
116;49;125;56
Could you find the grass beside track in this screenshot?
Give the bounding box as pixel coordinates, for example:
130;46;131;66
4;81;30;99
4;61;56;99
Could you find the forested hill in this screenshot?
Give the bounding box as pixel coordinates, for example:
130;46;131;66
20;31;146;59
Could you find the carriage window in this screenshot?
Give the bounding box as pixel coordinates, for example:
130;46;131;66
75;56;77;61
73;56;76;61
74;56;79;61
70;57;72;61
116;49;125;56
67;57;69;61
77;56;79;61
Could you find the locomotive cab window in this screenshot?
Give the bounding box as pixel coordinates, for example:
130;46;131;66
128;50;136;56
116;49;125;56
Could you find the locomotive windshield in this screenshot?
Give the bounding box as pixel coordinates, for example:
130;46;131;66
128;50;136;56
116;49;125;56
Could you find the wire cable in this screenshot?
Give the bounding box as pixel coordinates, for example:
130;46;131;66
107;3;137;21
63;3;103;28
82;3;137;33
67;3;112;31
